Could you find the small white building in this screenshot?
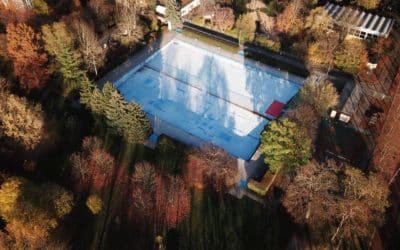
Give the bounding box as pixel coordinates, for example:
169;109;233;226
155;0;200;24
324;2;395;39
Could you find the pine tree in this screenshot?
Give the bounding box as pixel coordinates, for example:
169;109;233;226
260;119;311;173
165;0;181;30
80;81;151;144
42;22;86;95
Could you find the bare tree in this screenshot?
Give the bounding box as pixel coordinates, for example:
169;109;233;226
186;144;240;191
276;0;305;36
72;19;106;75
114;0;146;47
212;6;235;32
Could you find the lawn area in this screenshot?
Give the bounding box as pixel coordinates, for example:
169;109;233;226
182;29;240;54
176;190;294;250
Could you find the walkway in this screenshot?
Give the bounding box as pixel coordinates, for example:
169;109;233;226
97;30;177;85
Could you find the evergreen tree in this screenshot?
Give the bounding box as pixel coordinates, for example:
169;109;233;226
260;119;311;173
80;81;152;144
42;22;86;95
166;0;181;30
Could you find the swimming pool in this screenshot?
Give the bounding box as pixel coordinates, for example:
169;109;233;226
115;38;301;160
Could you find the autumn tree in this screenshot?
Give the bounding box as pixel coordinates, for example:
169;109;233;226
299;76;339;116
307;31;340;70
130;162;157;220
284;104;320;146
212;6;235;32
129;162;191;227
283;160;340;229
6;23;49;91
72;19;106;76
260;119;311;173
0;2;32;25
185;144;240;191
305;7;333;38
80;81;152;144
0;90;46;150
236;13;257;43
354;0;380;9
283;161;390;247
88;0;115;32
114;0;146;47
166;0;182;30
42;22;86;95
70;136;116;191
334;38;368;74
86;194;103;214
0;177;74;249
276;0;305;36
156;175;191;228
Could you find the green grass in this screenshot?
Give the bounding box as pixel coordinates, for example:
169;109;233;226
176;190;293;250
182;29;240;54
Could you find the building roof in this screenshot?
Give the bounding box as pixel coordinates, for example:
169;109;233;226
158;0;193;7
324;2;395;38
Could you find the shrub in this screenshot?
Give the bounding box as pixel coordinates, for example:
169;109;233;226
86;194;102;215
236;13;256;43
33;0;50;15
255;36;281;52
261;0;284;17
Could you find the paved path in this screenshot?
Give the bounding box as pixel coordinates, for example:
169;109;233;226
97;31;177;85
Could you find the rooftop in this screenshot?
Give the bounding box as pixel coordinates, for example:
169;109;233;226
324;2;395;38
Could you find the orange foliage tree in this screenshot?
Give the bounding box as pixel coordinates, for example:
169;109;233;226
0;2;32;25
6;23;49;91
70;137;116;192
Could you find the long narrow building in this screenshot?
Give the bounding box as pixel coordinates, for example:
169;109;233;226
324;2;395;39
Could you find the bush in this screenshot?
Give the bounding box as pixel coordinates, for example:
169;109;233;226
255;36;281;52
86;194;103;215
236;13;256;43
33;0;50;15
260;0;284;17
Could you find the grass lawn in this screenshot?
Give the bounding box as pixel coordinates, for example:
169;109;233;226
182;29;240;54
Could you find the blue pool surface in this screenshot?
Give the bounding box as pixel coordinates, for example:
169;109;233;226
115;39;301;160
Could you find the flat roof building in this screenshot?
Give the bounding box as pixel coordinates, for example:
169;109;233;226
324;2;395;39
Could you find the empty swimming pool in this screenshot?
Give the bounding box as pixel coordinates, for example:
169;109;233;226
114;38;301;160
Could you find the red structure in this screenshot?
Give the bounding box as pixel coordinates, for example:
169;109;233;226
265;100;285;119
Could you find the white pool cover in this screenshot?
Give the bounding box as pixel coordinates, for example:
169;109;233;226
115;39;301;160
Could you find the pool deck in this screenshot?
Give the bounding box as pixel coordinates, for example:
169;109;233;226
98;31;304;161
99;31;304;87
98;31;178;85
